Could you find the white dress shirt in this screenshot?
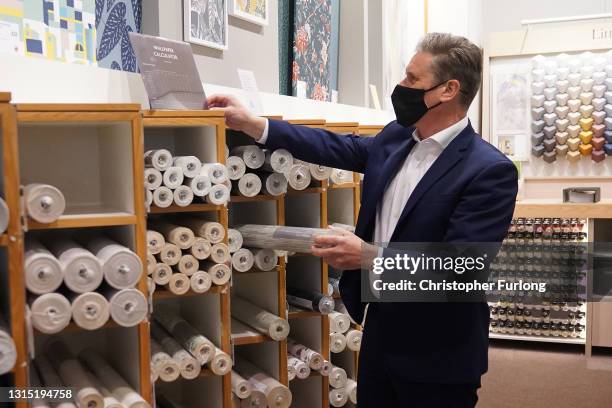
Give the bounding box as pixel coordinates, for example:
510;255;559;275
373;116;469;243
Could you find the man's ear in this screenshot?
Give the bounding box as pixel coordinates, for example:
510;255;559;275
440;79;461;102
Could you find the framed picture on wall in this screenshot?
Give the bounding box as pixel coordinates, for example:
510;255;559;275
184;0;229;50
230;0;269;26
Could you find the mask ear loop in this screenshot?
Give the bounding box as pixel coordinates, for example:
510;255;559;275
424;81;449;110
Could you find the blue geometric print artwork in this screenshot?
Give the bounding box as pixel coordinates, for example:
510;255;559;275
95;0;141;72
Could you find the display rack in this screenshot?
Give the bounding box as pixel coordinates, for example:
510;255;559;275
142;110;232;408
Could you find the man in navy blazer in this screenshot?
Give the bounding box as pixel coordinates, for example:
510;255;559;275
209;33;518;407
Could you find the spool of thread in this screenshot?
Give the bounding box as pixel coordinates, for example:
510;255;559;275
344;379;357;404
211;243;231;264
309;163;333;181
330;169;353;185
231;296;290;341
177;254;199;276
151;321;201;380
227;156;247;180
186;220;225;243
210;347;232;375
253;249;278;271
86;238;142;290
163;166;184;189
150;338;180;382
24;183;66;224
69;291;110;330
231;146;265;169
240;390;267;408
145;149;173;171
144;168;163;190
202;163;230;184
234;358;292;408
147;252;156;275
185;174;211;197
103;287;147;327
228;229;243;253
153;187;173;208
262;172;288;196
173;156;202;178
329;365;348;389
232;248;255;272
205;263;231;285
190;270;212;293
232;370;253;399
330;332;347;353
287;287;335;314
147;230;165;255
329;388;348;407
263;149;293;173
0;197;7;235
287;356;310;379
47;240;103;293
173;185;194;207
166;273;190;295
287;339;323;370
206;184;230;205
29;293;72;334
34;356;78;408
152;263;172;285
24;240;63;294
190;237;212;260
284;164;311;190
159;243;182;266
0;316;17;375
329;312;351;334
346;329;362;351
234;173;262;197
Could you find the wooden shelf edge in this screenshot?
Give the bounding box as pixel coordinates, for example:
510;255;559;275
231;333;272;346
288;310;322;319
0;92;10;103
153;284;228;300
16;103;141;112
230;194;283;203
149;203;224;214
287;187;325;195
328;183;358;190
143;110;225;118
236;266;280;274
0;234;9;246
27;213;138;230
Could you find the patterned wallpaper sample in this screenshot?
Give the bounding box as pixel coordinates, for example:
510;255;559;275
95;0;140;71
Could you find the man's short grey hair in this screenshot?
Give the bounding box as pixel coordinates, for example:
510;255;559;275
416;32;483;110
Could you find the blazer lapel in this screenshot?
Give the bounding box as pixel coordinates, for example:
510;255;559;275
389;124;475;241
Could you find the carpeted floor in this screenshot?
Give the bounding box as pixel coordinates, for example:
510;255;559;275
478;340;612;408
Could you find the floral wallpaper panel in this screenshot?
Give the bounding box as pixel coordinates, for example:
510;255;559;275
95;0;141;72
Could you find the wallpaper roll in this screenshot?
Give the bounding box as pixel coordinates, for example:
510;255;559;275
284;164;311;190
287;339;323;370
210;347;232;376
166;273;190;295
190;270;212;294
231;296;290;341
35;356;78;408
263;149;293;173
0;196;8;235
329;365;348;389
159;243;182;266
237;224;340;253
185;220;225;243
103;287;147;327
206;184;230;205
69;291;110;330
202;163;230;185
147;230;166;255
24;240;63;295
330;223;356;233
87;238;142;290
24;183;66;224
240;390;267;408
145;149;173;171
287;363;296;381
329;332;347;354
309;163;333;181
147;277;156;296
287;356;310;379
234;358;292;408
210;243;231;264
152;263;172;285
146;187;153;208
85;371;124;408
29;363;51;408
227;156;247;180
228;229;243;253
173;185;194;207
329;312;351;334
178;254;199;276
47;240;103;293
0;316;16;375
150;338;180;382
329;388;348;407
151;321;201;380
79;349;151;408
262;172;288;196
29;293;72;334
287;287;335;314
329;277;341;297
234;173;262;197
144;168;163;190
253;249;278;271
163;166;184;189
153;186;174;208
173;156;202;178
47;341;104;408
147;252;157;275
154;306;216;365
185;174;212;198
346;329;362;351
205;263;231;285
232;248;255;272
232;370;253;399
190;237;212;260
344;379;357;404
330;169;354;185
319;360;332;376
232;146;265;169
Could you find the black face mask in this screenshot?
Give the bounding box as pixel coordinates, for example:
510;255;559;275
391;82;446;127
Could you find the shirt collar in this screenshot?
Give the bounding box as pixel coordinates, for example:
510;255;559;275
412;116;469;149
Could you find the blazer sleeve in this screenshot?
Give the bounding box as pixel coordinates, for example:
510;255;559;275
262;119;377;173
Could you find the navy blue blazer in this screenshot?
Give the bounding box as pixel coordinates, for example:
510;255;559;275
263;119;518;384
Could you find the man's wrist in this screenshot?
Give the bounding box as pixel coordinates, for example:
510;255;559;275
245;117;267;141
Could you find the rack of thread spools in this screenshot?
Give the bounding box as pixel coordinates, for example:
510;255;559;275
16;103;152;408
